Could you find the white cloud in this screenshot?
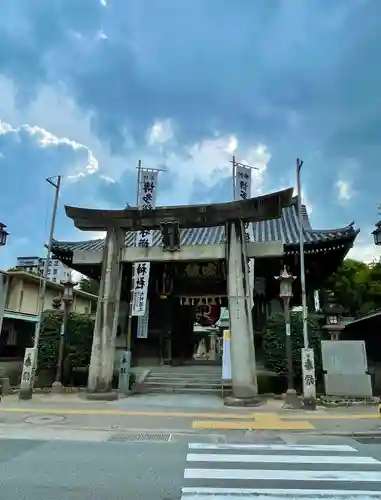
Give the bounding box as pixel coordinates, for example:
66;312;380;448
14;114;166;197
0;80;272;208
0;120;12;134
347;229;381;263
0;118;99;179
96;29;108;40
147;119;174;146
144;124;270;204
336;179;354;202
347;243;380;264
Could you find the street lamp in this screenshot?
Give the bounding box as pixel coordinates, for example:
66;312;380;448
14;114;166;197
51;278;77;393
372;221;381;246
0;222;9;247
275;266;300;409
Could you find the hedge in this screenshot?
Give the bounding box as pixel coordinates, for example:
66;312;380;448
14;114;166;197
262;311;323;383
37;310;94;378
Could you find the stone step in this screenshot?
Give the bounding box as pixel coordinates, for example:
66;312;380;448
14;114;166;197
145;380;221;389
143;385;222;394
148;374;221;382
148;371;221;377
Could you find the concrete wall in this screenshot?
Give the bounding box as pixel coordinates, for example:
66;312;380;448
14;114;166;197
5;276;94;315
0;359;23;385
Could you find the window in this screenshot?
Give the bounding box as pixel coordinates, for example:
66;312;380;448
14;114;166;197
53;268;58;275
52;277;56;282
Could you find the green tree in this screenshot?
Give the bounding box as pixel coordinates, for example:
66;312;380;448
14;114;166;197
37;310;94;385
322;258;381;317
78;277;100;296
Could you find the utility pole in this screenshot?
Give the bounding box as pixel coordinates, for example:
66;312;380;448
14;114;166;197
19;175;61;400
296;159;316;410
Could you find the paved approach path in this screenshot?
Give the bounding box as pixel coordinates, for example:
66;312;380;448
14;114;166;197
0;393;380;434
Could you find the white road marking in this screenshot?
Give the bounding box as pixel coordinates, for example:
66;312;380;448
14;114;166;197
186;452;380;465
181;487;381;499
184;468;381;482
188;443;357;452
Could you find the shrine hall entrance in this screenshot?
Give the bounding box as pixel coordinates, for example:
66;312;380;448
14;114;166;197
172;298;224;365
127;261;227;367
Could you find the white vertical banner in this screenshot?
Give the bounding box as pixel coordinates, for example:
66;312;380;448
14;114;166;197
233;164;254;309
131;170;158;318
222;330;232;382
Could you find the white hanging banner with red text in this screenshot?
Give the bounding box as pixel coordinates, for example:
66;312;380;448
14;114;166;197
233;164;254;309
131;170;158;318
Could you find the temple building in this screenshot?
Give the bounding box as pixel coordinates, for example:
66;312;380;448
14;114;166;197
51;179;359;401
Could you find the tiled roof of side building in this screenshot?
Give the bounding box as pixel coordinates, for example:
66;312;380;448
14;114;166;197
52;201;359;254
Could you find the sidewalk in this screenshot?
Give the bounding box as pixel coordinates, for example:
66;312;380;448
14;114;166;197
0;393;380;435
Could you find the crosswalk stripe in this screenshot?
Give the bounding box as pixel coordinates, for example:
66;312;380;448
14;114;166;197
186;452;380;464
182;442;381;499
184;467;381;482
181;487;381;499
188;443;357;452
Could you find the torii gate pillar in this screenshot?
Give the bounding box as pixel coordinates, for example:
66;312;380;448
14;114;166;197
225;220;259;406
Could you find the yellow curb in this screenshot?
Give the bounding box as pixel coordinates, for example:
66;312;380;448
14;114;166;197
282;413;381;420
1;407;379;421
0;408;262;419
192;413;315;430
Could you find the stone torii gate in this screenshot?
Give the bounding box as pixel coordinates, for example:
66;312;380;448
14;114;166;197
64;188;293;404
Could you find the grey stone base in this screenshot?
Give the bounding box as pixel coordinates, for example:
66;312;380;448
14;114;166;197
282;389;302;410
0;377;10;395
85;391;119;401
19;388;33;400
224;395;263;407
51;382;63;394
324;374;373;398
302;396;317;410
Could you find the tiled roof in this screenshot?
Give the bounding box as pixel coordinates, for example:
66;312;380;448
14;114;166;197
52;200;359;255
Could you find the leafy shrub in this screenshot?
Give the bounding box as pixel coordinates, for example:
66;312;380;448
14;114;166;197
38;310;94;380
262;311;323;384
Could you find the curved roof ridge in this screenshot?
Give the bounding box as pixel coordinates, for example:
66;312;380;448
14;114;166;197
52;237;105;245
305;221;358;235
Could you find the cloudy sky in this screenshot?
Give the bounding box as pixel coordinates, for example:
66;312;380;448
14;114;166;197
1;0;380;269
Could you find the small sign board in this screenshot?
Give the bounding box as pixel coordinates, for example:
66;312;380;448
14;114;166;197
118;350;131;395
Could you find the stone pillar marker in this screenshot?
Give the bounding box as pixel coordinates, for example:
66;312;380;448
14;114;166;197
19;348;37;400
225;220;259;406
86;227;124;400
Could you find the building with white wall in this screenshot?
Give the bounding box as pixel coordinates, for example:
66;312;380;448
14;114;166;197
15;256;71;284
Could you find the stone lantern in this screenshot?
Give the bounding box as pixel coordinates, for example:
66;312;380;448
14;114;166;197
372;221;381;246
0;222;9;247
323;292;345;341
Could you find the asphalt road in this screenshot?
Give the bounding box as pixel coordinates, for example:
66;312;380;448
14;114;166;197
0;438;187;500
1;435;381;499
